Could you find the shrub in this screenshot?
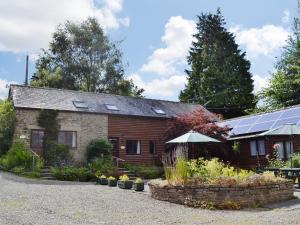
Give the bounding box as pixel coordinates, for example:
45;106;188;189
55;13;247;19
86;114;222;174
45;142;71;167
0;141;32;170
51;166;94;181
285;153;300;168
88;157;114;174
0;100;15;156
123;163;163;179
86;139;112;162
119;174;129;181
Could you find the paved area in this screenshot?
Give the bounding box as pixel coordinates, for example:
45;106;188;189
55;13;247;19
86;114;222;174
1;171;300;225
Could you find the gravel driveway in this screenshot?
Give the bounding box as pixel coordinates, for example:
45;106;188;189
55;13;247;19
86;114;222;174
1;171;300;225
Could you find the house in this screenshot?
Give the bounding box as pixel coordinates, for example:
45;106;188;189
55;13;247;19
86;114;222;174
219;105;300;168
9;85;206;165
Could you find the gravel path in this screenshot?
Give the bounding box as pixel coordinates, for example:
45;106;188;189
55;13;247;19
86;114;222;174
1;171;300;225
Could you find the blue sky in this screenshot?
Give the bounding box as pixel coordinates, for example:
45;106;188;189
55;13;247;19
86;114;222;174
0;0;297;100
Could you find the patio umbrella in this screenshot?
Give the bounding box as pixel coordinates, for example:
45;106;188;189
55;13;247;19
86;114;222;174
166;130;220;159
259;123;300;168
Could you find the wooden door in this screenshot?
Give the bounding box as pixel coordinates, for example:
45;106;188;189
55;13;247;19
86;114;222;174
109;137;119;157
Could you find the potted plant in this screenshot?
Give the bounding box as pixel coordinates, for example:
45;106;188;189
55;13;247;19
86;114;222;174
95;171;102;184
108;176;117;187
133;178;144;191
118;174;133;189
99;175;108;185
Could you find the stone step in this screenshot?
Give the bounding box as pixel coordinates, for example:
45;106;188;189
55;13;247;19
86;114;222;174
40;176;56;180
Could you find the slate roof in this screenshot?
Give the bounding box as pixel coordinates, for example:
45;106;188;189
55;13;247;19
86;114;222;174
9;85;207;119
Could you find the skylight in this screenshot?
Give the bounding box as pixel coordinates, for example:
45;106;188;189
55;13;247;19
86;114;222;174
73;101;88;109
153;108;166;115
105;104;119;111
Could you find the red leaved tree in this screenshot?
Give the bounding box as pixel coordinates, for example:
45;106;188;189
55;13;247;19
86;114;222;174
164;107;230;141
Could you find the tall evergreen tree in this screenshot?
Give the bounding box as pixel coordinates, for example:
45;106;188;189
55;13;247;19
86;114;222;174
31;18;144;97
260;2;300;108
179;10;255;118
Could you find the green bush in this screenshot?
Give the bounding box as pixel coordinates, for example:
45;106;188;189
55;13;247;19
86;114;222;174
45;142;71;166
86;139;112;162
51;166;94;181
0;100;15;156
285;153;300;168
0;141;32;170
123;163;163;179
88;157;114;174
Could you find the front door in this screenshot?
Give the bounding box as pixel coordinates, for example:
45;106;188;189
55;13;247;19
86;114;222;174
109;137;119;157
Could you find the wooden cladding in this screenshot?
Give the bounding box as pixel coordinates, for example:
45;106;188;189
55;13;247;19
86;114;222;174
108;115;168;165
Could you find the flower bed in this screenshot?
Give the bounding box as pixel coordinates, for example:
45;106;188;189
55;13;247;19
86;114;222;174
148;179;294;209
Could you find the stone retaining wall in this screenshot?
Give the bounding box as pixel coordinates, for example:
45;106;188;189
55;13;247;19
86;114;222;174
148;180;294;208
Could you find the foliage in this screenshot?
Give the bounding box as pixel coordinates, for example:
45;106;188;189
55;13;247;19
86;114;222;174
1;141;32;170
260;1;300;108
51;166;94;181
179;9;255;118
266;149;285;168
165;107;230;141
31;18;143;97
285;153;300;168
86;139;113;162
45;142;71;167
108;176;116;180
37;109;60;164
0;100;15;156
88;157;114;174
134;178;143;183
95;170;102;178
123;163;163;179
119;174;129;181
232;141;240;154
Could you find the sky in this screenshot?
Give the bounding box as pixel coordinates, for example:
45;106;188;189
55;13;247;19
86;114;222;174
0;0;297;101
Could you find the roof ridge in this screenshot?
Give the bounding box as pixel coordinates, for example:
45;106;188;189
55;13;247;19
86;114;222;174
10;84;201;106
223;104;300;122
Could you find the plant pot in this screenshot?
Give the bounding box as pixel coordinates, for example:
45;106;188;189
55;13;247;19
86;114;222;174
108;179;117;187
118;180;133;189
133;182;144;191
97;178;108;185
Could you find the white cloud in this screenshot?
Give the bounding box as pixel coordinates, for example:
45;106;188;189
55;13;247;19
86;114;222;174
140;16;196;76
0;79;17;99
252;74;269;94
0;0;129;53
129;73;187;98
282;10;290;23
230;25;289;58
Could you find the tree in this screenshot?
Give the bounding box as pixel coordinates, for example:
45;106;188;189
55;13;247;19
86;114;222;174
0;100;15;156
164;107;229;142
260;2;300;108
31;18;143;97
179;10;255;118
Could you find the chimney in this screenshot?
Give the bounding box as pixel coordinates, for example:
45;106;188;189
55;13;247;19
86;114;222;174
25;55;29;86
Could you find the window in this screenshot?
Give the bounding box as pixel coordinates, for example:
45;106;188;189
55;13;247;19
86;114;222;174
250;140;265;156
31;130;44;148
152;108;165;115
126;140;141;155
58;131;77;148
73;101;88;109
274;141;293;159
149;140;156;154
105;104;119;111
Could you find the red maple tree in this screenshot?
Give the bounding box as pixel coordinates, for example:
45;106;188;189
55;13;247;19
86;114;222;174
164;107;230;141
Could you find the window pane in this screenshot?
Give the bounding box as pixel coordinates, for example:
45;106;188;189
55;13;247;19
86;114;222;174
258;140;265;155
149;141;156;154
126;140;141;155
58;131;76;148
285;141;293;158
250;140;257;156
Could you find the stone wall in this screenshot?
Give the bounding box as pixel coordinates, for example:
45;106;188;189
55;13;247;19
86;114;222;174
14;108;108;162
148;180;294;208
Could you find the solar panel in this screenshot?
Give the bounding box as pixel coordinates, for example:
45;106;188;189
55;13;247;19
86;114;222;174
220;105;300;137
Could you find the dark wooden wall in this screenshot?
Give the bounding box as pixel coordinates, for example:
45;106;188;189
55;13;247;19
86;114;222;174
108;115;169;165
227;136;300;169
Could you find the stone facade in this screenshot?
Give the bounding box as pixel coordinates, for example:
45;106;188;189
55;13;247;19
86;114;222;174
148;180;294;208
14;108;108;162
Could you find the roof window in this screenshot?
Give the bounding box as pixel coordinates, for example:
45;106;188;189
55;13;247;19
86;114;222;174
153;108;166;115
105;104;119;111
73;101;88;109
